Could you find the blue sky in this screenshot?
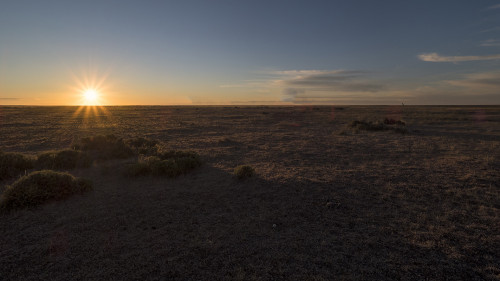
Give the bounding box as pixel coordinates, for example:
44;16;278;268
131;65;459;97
1;0;499;105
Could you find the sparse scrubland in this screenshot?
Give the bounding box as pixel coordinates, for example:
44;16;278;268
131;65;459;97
0;134;201;211
0;106;499;280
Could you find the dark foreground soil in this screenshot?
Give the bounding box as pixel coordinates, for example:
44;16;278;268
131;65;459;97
0;105;499;280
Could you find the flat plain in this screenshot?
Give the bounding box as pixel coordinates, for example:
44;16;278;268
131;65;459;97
0;105;499;280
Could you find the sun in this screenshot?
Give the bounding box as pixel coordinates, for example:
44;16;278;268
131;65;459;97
83;89;99;105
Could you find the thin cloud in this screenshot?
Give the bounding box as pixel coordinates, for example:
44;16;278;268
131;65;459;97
278;69;386;103
219;81;267;88
281;88;305;102
0;98;20;100
447;71;500;89
282;70;384;92
488;4;500;9
481;26;500;33
273;70;367;76
481;39;500;46
418;52;500;62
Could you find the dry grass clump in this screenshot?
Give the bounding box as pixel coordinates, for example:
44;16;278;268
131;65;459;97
0;151;34;181
36;150;91;169
234;165;255;179
72;134;135;159
126;151;202;177
0;170;92;211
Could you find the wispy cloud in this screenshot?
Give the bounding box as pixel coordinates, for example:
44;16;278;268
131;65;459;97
481;26;500;33
481;39;500;46
411;71;500;104
276;69;386;103
219;81;268;88
488;4;500;9
0;98;20;100
280;70;383;91
447;71;500;89
272;70;367;76
278;69;500;104
418;52;500;62
282;88;306;102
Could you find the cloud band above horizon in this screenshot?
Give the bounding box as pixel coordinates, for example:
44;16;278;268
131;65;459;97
419;52;500;62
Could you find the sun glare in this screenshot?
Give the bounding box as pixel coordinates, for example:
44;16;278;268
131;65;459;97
83;89;99;105
70;67;112;122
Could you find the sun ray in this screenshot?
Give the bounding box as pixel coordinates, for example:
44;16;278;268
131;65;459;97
85;106;91;118
72;106;85;118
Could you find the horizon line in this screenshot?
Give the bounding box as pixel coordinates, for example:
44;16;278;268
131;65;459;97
1;104;499;107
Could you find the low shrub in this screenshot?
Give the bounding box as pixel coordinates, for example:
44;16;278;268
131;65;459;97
150;158;181;177
349;119;407;134
125;151;202;177
234;165;255;179
0;170;92;211
36;150;91;169
72;134;135;159
350;120;386;131
127;137;161;155
0;151;34;181
384;118;406;126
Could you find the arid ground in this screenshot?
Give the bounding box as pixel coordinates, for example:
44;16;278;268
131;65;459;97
0;105;499;280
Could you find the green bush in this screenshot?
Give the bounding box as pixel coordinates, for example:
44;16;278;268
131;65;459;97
36;150;91;169
72;134;135;159
0;170;92;211
0;151;34;181
234;165;255;179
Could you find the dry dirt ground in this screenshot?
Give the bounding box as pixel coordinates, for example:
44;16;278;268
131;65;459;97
0;105;499;280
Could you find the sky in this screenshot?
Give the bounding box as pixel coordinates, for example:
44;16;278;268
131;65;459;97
1;0;500;105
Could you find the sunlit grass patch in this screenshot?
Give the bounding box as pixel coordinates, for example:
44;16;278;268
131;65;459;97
0;170;92;211
36;150;91;169
234;165;255;179
72;134;135;159
0;151;34;181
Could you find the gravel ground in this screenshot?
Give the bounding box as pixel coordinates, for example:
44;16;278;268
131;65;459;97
0;105;499;280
